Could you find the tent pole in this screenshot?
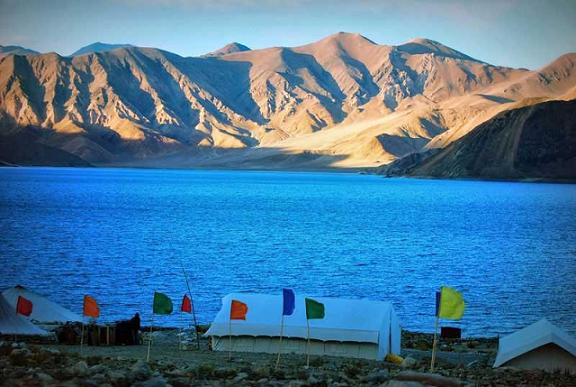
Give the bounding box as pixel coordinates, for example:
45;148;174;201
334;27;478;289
430;315;439;371
306;317;311;369
179;261;200;349
275;314;285;369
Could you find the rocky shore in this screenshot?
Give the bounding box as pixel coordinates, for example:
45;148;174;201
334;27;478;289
1;331;575;386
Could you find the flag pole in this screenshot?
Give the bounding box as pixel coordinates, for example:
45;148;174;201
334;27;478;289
179;261;201;349
228;315;232;361
147;310;154;362
306;317;311;368
430;315;439;371
80;319;85;355
275;314;285;369
178;311;183;351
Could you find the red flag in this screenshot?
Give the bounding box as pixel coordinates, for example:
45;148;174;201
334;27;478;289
230;300;248;320
181;295;192;313
16;296;33;316
83;295;100;318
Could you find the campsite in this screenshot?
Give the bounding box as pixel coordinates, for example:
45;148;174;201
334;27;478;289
1;286;576;386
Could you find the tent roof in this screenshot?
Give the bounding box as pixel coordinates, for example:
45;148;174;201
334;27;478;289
0;294;50;336
205;293;398;343
2;286;82;324
494;318;576;367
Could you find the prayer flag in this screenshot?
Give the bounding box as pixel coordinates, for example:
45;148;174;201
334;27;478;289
181;295;192;313
437;286;465;320
305;298;325;319
153;292;173;315
282;288;295;316
16;296;32;317
230;300;248;320
83;295;100;318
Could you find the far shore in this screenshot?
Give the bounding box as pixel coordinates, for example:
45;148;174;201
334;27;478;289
2;162;576;184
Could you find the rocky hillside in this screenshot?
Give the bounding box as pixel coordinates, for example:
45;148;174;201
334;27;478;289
0;33;575;168
379;99;576;180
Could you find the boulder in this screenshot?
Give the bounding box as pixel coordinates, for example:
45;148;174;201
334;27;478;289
400;357;419;369
170;377;193;387
71;360;89;377
395;371;463;387
9;348;32;365
384;381;424;387
231;372;249;383
108;370;128;385
130;359;152;381
88;364;106;375
36;372;54;383
361;369;390;384
134;376;168;387
90;373;107;384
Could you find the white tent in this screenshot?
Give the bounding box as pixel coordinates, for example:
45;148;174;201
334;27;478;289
0;294;49;336
2;286;82;324
494;318;576;374
205;293;401;360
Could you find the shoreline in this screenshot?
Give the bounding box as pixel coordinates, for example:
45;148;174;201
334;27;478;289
2;163;575;184
2;329;574;386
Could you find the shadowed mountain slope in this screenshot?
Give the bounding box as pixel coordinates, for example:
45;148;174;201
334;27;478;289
379;99;576;180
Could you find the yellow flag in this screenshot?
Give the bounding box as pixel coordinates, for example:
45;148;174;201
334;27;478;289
438;286;465;320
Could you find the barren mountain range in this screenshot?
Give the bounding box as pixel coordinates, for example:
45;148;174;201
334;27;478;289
0;32;575;175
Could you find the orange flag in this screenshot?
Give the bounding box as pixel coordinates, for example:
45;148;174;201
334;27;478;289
83;295;100;318
230;300;248;320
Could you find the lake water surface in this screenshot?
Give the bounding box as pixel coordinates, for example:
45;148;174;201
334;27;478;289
1;167;575;336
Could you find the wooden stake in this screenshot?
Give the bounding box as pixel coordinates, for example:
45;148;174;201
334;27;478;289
275;314;285;369
306;317;311;368
430;316;439;371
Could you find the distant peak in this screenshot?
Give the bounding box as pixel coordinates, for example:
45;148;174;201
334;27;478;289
407;37;437;45
0;45;40;57
535;52;576;72
396;37;480;62
71;42;134;57
322;32;376;45
203;42;251;57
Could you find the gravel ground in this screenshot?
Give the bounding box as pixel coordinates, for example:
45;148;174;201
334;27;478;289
1;330;575;386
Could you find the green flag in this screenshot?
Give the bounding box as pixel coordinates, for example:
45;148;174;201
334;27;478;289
153;292;173;315
305;298;325;319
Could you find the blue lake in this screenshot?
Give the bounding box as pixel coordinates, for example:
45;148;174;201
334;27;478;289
1;167;575;337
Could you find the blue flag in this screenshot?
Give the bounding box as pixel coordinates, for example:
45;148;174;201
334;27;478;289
282;288;295;316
